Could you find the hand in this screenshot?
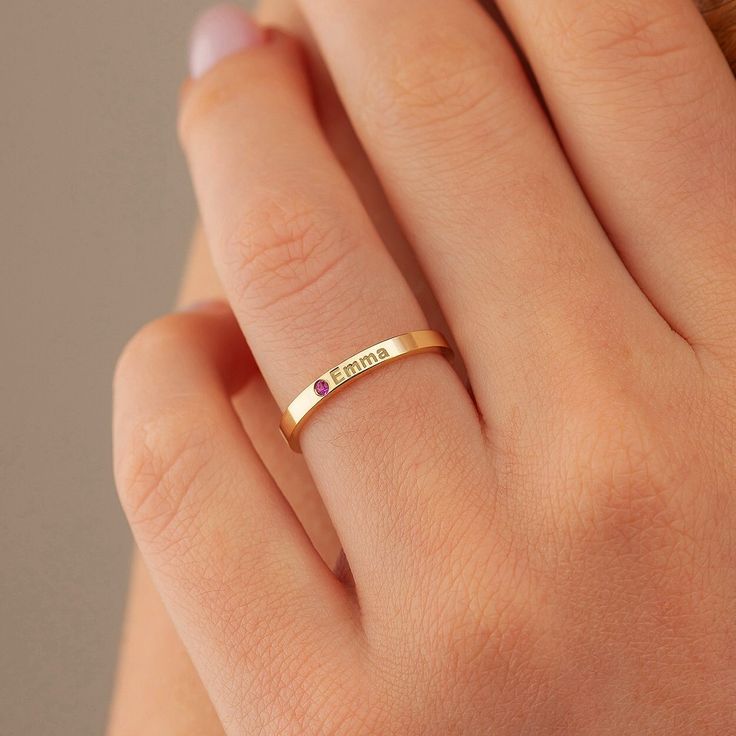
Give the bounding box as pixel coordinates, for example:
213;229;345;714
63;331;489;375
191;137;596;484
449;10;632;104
114;2;736;733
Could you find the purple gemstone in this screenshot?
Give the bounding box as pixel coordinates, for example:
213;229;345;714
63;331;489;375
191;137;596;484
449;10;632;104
313;379;330;397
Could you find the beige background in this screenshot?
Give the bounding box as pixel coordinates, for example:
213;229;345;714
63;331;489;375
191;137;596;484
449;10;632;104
0;1;233;732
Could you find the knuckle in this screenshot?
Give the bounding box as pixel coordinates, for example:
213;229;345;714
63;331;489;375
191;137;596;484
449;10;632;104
223;191;359;320
360;27;502;139
114;315;187;389
114;317;219;546
547;1;696;82
115;407;217;544
563;394;686;541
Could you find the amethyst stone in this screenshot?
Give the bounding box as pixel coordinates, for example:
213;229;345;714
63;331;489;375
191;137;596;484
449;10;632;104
313;379;330;397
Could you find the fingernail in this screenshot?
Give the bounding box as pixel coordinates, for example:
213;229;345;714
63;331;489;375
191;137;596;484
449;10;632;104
189;4;265;79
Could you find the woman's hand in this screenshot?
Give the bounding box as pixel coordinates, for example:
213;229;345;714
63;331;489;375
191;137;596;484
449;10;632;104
114;1;736;733
107;1;461;731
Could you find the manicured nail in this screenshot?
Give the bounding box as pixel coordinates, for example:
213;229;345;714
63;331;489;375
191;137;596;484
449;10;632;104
189;4;265;79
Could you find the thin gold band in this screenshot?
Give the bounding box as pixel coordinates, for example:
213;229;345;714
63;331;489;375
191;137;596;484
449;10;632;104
279;330;452;452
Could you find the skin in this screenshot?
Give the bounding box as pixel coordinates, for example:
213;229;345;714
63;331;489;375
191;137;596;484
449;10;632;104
107;2;450;732
109;0;736;733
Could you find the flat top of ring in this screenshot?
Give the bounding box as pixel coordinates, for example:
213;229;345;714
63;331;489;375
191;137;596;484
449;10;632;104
279;330;451;452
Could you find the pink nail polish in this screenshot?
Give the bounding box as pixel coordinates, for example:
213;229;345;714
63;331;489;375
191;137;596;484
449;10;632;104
188;4;265;79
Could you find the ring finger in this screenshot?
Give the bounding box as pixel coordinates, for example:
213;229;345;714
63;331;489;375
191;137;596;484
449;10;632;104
180;9;484;601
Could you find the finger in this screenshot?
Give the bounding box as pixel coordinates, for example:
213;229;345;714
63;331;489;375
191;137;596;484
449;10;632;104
113;304;353;732
254;2;455;354
183;225;341;564
106;554;224;736
180;8;485;597
495;0;736;353
295;0;677;426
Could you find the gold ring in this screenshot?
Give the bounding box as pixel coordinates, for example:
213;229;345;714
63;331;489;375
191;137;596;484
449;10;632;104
279;330;452;452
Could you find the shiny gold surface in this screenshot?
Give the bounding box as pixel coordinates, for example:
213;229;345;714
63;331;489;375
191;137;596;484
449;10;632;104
279;330;452;452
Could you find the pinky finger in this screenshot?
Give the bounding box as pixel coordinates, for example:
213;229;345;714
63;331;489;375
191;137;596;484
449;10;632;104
113;302;354;733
